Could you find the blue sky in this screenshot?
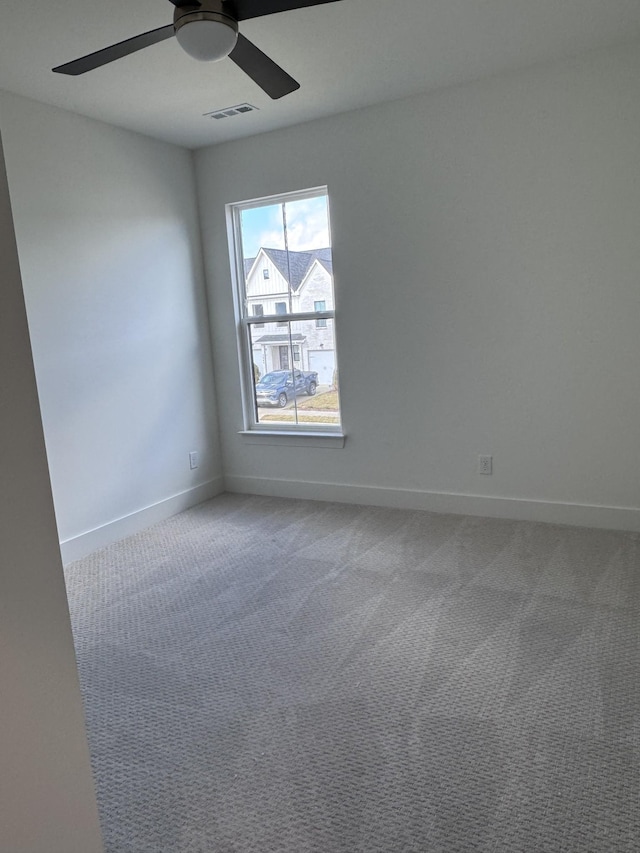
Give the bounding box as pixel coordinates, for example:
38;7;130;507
240;194;330;259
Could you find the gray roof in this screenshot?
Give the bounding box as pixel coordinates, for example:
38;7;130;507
253;334;306;344
244;247;332;292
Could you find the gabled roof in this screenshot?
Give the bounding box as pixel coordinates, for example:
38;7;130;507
244;247;332;292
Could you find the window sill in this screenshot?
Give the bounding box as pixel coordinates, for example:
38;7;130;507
238;430;346;449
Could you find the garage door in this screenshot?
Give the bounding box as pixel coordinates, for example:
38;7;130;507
308;350;335;386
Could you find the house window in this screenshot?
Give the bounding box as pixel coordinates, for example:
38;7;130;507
263;269;270;279
252;304;264;328
229;187;341;432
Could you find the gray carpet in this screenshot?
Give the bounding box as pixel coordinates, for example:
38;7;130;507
64;493;640;853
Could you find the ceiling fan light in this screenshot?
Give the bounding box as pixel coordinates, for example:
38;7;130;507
175;18;238;62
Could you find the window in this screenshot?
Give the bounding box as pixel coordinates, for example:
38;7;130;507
314;300;327;328
252;304;264;327
275;301;287;327
263;269;270;279
229;187;341;432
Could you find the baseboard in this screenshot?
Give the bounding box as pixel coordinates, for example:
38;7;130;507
224;475;640;533
60;478;225;564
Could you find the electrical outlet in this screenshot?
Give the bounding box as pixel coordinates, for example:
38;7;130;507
189;451;199;470
478;454;493;475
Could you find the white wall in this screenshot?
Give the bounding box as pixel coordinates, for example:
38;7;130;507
195;43;640;530
0;132;103;852
0;92;222;559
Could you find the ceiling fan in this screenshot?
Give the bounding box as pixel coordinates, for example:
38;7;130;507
53;0;341;99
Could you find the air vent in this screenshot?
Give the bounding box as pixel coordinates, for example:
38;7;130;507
203;103;259;120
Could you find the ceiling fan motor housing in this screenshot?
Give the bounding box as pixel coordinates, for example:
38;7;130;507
174;0;239;62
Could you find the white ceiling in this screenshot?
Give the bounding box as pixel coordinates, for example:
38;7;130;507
2;0;640;150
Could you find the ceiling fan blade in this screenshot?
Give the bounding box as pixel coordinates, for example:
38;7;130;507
224;0;341;23
229;33;299;99
52;25;175;75
167;0;201;6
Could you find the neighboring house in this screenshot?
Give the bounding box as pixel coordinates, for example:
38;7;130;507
244;247;336;386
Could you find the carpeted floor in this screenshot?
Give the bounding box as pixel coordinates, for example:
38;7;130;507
64;493;640;852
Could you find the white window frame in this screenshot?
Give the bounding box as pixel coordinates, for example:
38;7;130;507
227;186;342;437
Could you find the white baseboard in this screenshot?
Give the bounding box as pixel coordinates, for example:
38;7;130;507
60;478;225;564
224;475;640;533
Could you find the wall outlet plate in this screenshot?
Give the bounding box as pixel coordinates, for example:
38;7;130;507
478;454;493;475
189;451;199;470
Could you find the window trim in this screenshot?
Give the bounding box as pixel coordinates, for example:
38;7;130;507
227;187;342;437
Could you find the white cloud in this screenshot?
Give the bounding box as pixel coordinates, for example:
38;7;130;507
256;196;330;252
256;227;286;250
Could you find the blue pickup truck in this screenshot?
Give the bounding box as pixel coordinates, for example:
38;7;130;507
255;369;318;408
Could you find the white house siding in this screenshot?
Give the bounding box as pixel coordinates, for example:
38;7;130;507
245;250;292;307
